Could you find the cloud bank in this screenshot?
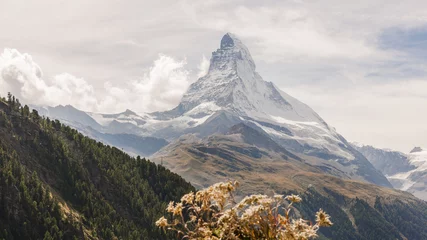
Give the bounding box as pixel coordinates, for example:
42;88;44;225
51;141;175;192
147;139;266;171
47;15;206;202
0;49;193;113
100;54;191;113
0;49;97;110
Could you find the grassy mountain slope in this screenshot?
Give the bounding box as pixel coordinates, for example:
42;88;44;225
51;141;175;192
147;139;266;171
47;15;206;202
153;125;427;239
0;95;194;240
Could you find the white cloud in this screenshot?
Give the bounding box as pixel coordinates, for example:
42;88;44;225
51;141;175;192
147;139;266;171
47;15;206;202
197;55;209;78
0;49;192;113
48;73;98;110
0;49;45;101
0;48;97;111
100;54;192;113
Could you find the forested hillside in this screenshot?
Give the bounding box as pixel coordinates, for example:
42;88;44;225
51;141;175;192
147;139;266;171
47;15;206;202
154;124;427;239
0;94;194;239
295;188;427;239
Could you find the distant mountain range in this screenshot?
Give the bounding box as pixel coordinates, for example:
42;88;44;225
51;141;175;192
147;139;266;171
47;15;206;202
353;144;427;201
31;104;168;156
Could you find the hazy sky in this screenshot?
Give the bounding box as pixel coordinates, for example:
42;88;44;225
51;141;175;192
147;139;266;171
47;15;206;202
1;0;427;152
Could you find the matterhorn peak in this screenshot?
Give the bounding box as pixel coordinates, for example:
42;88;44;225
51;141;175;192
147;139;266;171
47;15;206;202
209;33;256;74
220;33;236;49
220;33;251;54
172;33;325;125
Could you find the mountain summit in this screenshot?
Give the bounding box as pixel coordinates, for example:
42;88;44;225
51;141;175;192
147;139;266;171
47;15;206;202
173;33;325;125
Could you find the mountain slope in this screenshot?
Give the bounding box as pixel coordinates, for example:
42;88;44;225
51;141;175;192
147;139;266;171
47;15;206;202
74;127;168;157
152;123;427;240
33;104;104;132
0;96;194;239
0;148;83;239
354;144;427;201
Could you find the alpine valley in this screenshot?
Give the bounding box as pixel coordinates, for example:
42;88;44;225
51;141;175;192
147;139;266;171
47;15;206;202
15;33;427;239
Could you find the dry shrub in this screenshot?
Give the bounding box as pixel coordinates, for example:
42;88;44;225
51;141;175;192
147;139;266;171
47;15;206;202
156;181;332;240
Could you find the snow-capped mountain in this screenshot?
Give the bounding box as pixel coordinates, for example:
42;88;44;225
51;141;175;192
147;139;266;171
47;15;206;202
159;33;324;122
150;34;328;136
354;144;427;200
88;109;148;135
31;33;391;188
394;148;427;198
31;105;167;156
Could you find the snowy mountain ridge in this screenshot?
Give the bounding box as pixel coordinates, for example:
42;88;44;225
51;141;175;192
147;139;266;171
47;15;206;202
390;147;427;190
353;144;427;200
172;33;326;123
